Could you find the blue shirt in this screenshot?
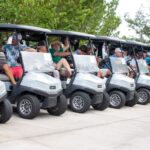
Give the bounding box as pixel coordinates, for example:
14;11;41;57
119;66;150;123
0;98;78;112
145;57;150;65
3;44;27;67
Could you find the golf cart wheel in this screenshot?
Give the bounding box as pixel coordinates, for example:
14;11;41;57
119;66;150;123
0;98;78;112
47;94;67;116
126;92;138;107
0;100;12;123
109;91;126;109
70;91;91;113
17;94;40;119
92;92;110;111
137;88;150;105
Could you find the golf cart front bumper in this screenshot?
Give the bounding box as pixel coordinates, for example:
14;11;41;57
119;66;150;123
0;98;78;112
107;84;135;101
42;91;62;109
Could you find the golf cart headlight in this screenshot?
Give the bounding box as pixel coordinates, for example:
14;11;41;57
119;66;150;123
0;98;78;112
0;82;6;94
49;86;56;90
97;85;102;88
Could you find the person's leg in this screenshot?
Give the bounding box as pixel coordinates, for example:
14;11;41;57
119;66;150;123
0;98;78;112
56;58;72;76
2;64;16;85
97;70;104;78
53;70;60;79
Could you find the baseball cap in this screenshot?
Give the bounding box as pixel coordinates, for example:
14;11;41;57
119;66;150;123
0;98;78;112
115;47;121;52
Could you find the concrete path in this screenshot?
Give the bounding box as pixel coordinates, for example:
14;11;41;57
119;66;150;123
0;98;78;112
1;104;150;150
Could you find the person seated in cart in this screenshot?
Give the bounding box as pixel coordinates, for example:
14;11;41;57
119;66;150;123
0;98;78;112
74;44;111;78
3;34;36;80
3;35;23;79
37;43;72;78
37;45;60;79
49;41;72;77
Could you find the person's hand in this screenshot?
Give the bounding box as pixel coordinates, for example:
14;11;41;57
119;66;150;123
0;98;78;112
96;57;102;63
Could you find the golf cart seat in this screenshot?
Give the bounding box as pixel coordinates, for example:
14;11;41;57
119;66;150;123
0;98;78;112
0;73;9;81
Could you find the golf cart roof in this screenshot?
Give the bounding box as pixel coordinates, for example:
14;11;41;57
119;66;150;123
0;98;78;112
125;40;150;47
0;23;51;33
0;23;96;39
91;35;127;44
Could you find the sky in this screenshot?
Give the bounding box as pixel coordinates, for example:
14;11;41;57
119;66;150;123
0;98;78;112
116;0;150;37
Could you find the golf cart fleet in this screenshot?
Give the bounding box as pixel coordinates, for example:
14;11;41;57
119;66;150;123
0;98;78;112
0;23;150;123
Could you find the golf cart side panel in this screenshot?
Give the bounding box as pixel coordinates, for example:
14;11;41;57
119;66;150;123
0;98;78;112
0;81;7;101
64;84;104;104
73;73;106;93
9;85;61;108
110;74;135;91
20;72;62;95
137;74;150;86
136;83;150;90
107;84;135;101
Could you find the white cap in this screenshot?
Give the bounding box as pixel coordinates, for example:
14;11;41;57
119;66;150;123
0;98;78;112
115;47;121;52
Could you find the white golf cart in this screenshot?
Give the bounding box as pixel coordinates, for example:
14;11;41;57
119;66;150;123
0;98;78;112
91;36;138;109
135;59;150;104
0;23;68;119
108;56;137;108
63;54;109;113
2;51;67;119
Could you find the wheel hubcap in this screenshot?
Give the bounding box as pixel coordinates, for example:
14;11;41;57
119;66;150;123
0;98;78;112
110;94;122;107
19;99;32;116
138;91;148;103
72;96;84;110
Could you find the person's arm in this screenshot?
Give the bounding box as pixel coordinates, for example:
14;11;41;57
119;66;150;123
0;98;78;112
54;51;71;57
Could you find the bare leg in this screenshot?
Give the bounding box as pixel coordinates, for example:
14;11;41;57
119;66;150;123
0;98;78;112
2;64;16;85
56;58;72;76
97;70;104;78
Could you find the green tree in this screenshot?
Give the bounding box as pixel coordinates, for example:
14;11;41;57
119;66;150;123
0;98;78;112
0;0;121;36
125;9;150;43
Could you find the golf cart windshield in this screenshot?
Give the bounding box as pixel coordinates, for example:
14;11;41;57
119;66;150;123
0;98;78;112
73;55;99;73
137;59;149;74
21;51;54;72
110;57;128;74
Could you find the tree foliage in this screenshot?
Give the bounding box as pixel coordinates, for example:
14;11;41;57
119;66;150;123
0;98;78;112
0;0;121;35
125;9;150;43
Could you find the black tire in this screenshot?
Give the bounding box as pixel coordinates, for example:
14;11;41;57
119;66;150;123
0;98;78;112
47;94;67;116
109;91;126;109
17;94;40;119
126;92;138;107
137;88;150;105
92;92;110;111
70;91;91;113
0;100;12;123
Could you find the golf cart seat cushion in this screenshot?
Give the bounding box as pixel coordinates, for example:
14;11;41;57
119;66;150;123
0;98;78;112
0;73;9;81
